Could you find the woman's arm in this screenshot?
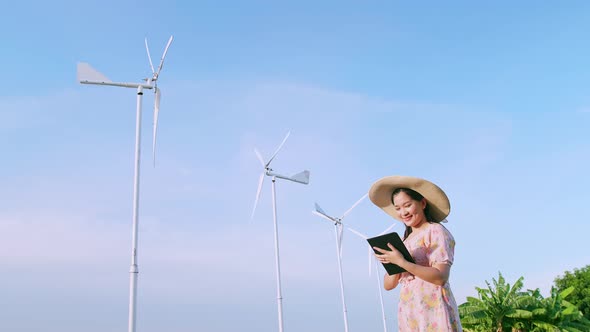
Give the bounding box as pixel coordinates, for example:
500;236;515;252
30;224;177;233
397;260;450;286
374;243;451;286
383;273;400;290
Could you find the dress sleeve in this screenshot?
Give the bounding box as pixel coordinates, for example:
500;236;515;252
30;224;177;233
428;224;455;266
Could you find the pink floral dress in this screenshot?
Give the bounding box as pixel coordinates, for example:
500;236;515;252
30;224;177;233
397;222;462;331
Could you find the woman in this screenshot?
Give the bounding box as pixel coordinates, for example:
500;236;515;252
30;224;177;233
369;175;462;331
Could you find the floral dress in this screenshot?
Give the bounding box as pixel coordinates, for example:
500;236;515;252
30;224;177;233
397;222;462;331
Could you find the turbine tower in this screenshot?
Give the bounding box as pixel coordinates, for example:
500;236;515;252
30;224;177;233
251;131;310;332
312;193;368;332
77;35;174;332
347;224;395;332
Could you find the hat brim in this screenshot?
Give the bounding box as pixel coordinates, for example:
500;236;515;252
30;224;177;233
369;175;450;223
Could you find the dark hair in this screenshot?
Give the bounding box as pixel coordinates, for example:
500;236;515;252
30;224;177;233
391;188;440;240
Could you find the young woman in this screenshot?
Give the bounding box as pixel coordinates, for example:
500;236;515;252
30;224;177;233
369;175;462;331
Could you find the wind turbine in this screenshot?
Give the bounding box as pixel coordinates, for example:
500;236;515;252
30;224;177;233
312;193;368;332
251;131;310;332
77;35;174;332
347;224;396;332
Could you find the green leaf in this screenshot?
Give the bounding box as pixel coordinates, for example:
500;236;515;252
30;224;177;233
560;286;576;299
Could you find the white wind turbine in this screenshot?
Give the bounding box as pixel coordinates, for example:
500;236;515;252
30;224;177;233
312;193;368;332
76;35;174;332
251;131;310;332
347;224;396;332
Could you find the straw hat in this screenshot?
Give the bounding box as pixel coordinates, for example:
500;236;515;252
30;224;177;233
369;175;450;222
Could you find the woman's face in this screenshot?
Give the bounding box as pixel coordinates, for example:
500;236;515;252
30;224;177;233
392;191;427;228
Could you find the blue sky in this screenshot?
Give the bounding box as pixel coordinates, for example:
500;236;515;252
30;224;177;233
2;1;590;331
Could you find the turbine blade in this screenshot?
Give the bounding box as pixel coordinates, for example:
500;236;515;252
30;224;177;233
152;87;161;167
347;226;374;276
347;227;368;239
254;148;265;168
369;248;375;276
312;210;336;223
77;62;111;83
155;35;174;77
145;38;155;74
250;172;265;220
379;223;396;236
266;131;290;166
340;193;368;219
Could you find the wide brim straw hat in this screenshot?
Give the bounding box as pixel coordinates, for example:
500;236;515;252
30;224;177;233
369;175;450;223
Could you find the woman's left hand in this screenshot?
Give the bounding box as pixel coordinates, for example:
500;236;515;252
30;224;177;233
373;243;405;265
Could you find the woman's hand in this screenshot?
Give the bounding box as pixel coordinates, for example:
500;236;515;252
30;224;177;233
373;243;405;265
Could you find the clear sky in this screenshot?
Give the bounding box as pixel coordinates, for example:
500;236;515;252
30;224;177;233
2;1;590;331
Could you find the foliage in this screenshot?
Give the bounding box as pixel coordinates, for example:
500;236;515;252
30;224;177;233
520;286;590;331
554;265;590;320
459;272;532;332
459;272;590;332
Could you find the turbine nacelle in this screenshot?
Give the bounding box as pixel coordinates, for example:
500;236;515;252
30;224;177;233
267;170;310;185
312;193;368;259
312;193;368;226
77;63;153;89
77;35;174;168
250;131;310;221
312;203;340;225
